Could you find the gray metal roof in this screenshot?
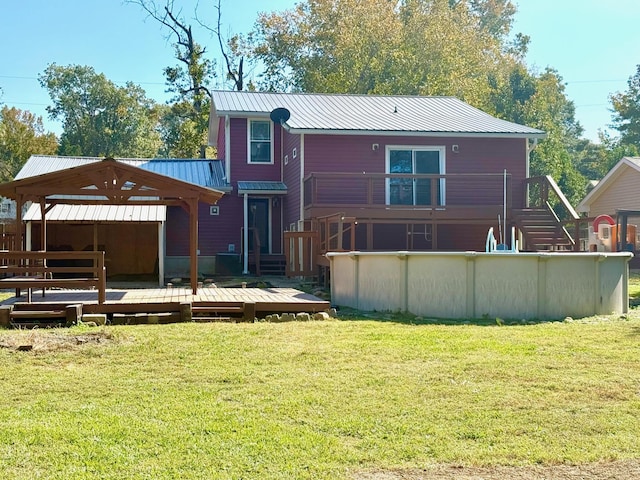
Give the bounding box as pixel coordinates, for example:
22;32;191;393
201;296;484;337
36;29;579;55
211;91;546;138
24;204;166;222
237;181;287;195
16;156;230;190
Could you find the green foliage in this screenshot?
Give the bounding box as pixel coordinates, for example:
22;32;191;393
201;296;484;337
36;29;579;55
39;64;162;158
0;106;58;182
250;0;588;204
575;133;639;181
1;317;640;478
610;64;640;148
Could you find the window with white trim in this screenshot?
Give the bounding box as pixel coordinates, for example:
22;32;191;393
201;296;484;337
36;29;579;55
248;119;272;163
386;147;445;206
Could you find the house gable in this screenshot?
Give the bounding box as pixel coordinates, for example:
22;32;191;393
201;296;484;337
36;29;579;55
577;157;640;216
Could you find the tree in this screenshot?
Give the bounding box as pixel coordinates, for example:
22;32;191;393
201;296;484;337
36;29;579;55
250;0;587;204
128;0;217;158
250;0;513;107
0;107;58;182
610;64;640;148
39;64;162;158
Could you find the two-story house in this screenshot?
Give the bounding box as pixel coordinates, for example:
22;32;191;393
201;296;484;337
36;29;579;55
209;91;577;276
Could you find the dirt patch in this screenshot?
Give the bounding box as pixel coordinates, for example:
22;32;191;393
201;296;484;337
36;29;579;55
0;330;116;353
354;460;640;479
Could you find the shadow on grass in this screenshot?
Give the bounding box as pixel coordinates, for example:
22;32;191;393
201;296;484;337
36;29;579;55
335;308;568;327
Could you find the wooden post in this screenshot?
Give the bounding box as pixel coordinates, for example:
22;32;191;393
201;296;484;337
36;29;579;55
189;199;199;294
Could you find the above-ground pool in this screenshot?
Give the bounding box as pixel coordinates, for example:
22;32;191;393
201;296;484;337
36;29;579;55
327;251;633;320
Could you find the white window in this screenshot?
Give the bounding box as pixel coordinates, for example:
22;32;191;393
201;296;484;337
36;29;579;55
248;119;272;163
386;146;445;206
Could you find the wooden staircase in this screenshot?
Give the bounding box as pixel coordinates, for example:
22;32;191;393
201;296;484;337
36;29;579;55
513;207;575;251
259;255;286;276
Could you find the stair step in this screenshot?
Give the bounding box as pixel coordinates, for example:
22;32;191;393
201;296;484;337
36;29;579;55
192;316;236;323
10;310;66;319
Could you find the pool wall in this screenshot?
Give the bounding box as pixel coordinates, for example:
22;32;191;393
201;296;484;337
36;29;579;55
326;251;632;320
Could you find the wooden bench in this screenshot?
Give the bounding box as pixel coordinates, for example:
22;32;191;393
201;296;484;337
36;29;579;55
0;251;106;304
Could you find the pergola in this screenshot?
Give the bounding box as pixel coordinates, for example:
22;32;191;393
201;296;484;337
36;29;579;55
0;158;224;293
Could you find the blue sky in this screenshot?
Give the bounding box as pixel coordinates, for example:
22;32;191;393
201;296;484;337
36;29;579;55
1;0;639;143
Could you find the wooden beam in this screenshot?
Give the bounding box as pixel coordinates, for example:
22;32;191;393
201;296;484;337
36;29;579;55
189;199;199;294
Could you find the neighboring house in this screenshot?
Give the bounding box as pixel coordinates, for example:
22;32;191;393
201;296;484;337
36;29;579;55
576;156;640;256
209;90;577;274
577;157;640;218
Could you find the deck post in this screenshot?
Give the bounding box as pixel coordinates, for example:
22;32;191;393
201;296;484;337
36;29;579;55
189;199;199;294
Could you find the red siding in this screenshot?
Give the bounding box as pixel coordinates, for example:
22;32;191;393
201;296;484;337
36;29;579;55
216;117;225;159
228;118;282;183
303;135;528;209
282;131;302;229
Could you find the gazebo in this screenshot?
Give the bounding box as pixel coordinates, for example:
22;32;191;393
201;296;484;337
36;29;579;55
0;158;224;293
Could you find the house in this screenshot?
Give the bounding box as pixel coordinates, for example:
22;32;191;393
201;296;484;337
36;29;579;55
576;156;640;254
209;90;578;275
1;92;578;284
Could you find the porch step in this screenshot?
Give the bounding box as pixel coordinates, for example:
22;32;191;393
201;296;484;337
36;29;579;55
259;255;286;276
7;303;83;328
191;302;255;322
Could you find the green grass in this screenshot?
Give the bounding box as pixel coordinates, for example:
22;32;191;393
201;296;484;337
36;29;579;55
1;315;640;479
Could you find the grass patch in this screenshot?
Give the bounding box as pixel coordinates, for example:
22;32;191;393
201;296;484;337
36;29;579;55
1;315;640;479
629;270;640;307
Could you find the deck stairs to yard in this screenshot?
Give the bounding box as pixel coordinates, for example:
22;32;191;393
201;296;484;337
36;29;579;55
191;301;255;323
512;207;575;251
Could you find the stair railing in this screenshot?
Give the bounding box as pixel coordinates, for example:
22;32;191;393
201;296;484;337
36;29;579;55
524;176;581;250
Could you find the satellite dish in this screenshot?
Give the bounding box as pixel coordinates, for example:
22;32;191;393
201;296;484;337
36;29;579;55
269;107;291;124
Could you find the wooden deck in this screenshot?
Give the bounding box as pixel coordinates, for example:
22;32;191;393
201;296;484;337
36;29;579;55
0;285;331;326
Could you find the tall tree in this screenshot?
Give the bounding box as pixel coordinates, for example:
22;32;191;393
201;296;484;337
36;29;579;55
610;64;640;148
39;64;162;158
128;0;216;158
0;107;58;182
250;0;587;204
251;0;512;107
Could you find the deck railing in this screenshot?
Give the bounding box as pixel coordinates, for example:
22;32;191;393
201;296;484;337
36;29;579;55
304;172;513;210
0;250;106;303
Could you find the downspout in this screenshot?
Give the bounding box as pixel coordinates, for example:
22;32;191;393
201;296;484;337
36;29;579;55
243;192;249;274
225;115;231;184
299;134;305;228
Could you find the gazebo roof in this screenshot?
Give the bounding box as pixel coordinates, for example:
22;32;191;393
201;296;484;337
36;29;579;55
0;157;224;205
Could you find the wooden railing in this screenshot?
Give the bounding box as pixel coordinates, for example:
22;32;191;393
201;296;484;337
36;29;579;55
284;231;319;277
304;172;513;210
524;175;580;249
0;250;106;303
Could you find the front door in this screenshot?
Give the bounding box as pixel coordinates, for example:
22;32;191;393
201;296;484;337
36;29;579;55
248;198;270;254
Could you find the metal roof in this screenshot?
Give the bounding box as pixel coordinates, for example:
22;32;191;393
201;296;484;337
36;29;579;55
24;204;166;222
237;181;288;195
16;156;230;190
211;91;546;138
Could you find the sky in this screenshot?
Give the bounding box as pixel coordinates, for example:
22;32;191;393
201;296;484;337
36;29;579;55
1;0;639;143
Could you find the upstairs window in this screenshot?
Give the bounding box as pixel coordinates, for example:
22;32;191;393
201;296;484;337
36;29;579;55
249;120;272;163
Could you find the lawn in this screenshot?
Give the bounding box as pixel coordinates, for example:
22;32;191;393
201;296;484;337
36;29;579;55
1;314;640;479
